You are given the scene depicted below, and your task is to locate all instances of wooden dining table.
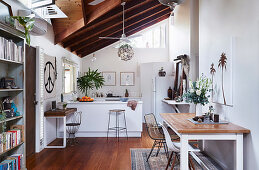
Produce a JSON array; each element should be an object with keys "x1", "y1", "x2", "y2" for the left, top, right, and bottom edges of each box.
[{"x1": 160, "y1": 113, "x2": 250, "y2": 170}]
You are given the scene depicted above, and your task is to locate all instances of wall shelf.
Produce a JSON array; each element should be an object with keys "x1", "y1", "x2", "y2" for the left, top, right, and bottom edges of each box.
[
  {"x1": 0, "y1": 116, "x2": 23, "y2": 124},
  {"x1": 0, "y1": 89, "x2": 23, "y2": 92},
  {"x1": 0, "y1": 58, "x2": 24, "y2": 65},
  {"x1": 0, "y1": 142, "x2": 24, "y2": 157}
]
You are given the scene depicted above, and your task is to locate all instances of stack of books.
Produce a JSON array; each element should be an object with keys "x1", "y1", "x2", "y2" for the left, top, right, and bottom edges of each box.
[
  {"x1": 0, "y1": 125, "x2": 24, "y2": 153},
  {"x1": 0, "y1": 37, "x2": 24, "y2": 63},
  {"x1": 0, "y1": 154, "x2": 23, "y2": 170}
]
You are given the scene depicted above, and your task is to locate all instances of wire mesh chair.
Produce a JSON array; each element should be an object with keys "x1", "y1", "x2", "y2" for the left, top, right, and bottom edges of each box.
[
  {"x1": 66, "y1": 111, "x2": 82, "y2": 145},
  {"x1": 144, "y1": 113, "x2": 179, "y2": 161}
]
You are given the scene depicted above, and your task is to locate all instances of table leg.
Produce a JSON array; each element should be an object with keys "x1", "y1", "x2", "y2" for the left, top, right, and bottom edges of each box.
[
  {"x1": 180, "y1": 134, "x2": 189, "y2": 170},
  {"x1": 63, "y1": 116, "x2": 66, "y2": 148},
  {"x1": 172, "y1": 104, "x2": 180, "y2": 113},
  {"x1": 236, "y1": 134, "x2": 243, "y2": 170}
]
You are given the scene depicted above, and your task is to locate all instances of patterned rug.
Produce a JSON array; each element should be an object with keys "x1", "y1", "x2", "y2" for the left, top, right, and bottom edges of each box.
[
  {"x1": 130, "y1": 149, "x2": 223, "y2": 170},
  {"x1": 130, "y1": 148, "x2": 201, "y2": 170}
]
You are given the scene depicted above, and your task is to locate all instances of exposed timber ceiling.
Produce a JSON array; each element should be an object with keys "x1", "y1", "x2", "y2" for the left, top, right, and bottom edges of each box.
[{"x1": 52, "y1": 0, "x2": 171, "y2": 57}]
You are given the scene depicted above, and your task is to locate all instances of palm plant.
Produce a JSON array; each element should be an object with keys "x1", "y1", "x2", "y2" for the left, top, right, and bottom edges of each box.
[
  {"x1": 218, "y1": 53, "x2": 227, "y2": 105},
  {"x1": 210, "y1": 63, "x2": 216, "y2": 99},
  {"x1": 77, "y1": 68, "x2": 104, "y2": 96},
  {"x1": 11, "y1": 16, "x2": 35, "y2": 45}
]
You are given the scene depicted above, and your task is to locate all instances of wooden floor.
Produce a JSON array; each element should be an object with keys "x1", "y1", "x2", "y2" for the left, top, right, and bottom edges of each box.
[{"x1": 26, "y1": 125, "x2": 153, "y2": 170}]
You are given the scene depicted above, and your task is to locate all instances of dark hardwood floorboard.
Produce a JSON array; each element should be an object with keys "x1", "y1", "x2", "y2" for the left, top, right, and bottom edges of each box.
[{"x1": 27, "y1": 124, "x2": 153, "y2": 170}]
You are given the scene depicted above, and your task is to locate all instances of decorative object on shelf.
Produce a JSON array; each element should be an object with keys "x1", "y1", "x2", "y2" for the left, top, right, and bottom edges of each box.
[
  {"x1": 0, "y1": 109, "x2": 7, "y2": 133},
  {"x1": 210, "y1": 63, "x2": 216, "y2": 99},
  {"x1": 11, "y1": 16, "x2": 35, "y2": 45},
  {"x1": 125, "y1": 89, "x2": 129, "y2": 97},
  {"x1": 77, "y1": 68, "x2": 104, "y2": 96},
  {"x1": 218, "y1": 52, "x2": 227, "y2": 105},
  {"x1": 158, "y1": 67, "x2": 166, "y2": 77},
  {"x1": 44, "y1": 54, "x2": 57, "y2": 99},
  {"x1": 0, "y1": 78, "x2": 18, "y2": 89},
  {"x1": 0, "y1": 0, "x2": 13, "y2": 25},
  {"x1": 120, "y1": 72, "x2": 135, "y2": 86},
  {"x1": 63, "y1": 103, "x2": 67, "y2": 110},
  {"x1": 118, "y1": 44, "x2": 134, "y2": 61},
  {"x1": 175, "y1": 96, "x2": 183, "y2": 102},
  {"x1": 183, "y1": 74, "x2": 212, "y2": 116},
  {"x1": 79, "y1": 96, "x2": 94, "y2": 102},
  {"x1": 102, "y1": 72, "x2": 116, "y2": 86},
  {"x1": 167, "y1": 86, "x2": 172, "y2": 99},
  {"x1": 214, "y1": 114, "x2": 219, "y2": 122}
]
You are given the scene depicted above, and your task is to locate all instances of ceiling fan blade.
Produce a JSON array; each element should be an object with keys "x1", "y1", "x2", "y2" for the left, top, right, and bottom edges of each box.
[
  {"x1": 88, "y1": 0, "x2": 105, "y2": 5},
  {"x1": 128, "y1": 34, "x2": 142, "y2": 39},
  {"x1": 99, "y1": 37, "x2": 121, "y2": 40}
]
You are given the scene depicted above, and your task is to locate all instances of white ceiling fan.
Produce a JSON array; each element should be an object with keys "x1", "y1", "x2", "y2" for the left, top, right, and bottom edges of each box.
[{"x1": 99, "y1": 2, "x2": 142, "y2": 43}]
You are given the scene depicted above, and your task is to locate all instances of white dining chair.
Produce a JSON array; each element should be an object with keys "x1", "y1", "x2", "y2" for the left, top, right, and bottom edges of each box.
[{"x1": 160, "y1": 123, "x2": 199, "y2": 170}]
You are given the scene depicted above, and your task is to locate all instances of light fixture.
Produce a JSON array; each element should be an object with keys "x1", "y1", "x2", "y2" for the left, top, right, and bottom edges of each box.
[
  {"x1": 91, "y1": 53, "x2": 97, "y2": 62},
  {"x1": 158, "y1": 0, "x2": 184, "y2": 10},
  {"x1": 118, "y1": 44, "x2": 134, "y2": 61}
]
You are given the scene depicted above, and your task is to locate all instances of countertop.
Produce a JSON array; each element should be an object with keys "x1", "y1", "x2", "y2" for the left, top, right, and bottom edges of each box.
[{"x1": 67, "y1": 101, "x2": 143, "y2": 104}]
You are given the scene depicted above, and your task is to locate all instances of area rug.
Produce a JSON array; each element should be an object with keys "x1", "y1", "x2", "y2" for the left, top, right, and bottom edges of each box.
[{"x1": 130, "y1": 148, "x2": 202, "y2": 170}]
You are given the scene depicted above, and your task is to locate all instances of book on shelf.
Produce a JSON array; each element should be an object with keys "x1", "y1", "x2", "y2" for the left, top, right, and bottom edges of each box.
[
  {"x1": 0, "y1": 37, "x2": 24, "y2": 63},
  {"x1": 0, "y1": 154, "x2": 23, "y2": 170}
]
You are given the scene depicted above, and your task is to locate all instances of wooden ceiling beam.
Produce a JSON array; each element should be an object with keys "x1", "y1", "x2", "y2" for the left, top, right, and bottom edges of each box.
[
  {"x1": 69, "y1": 3, "x2": 165, "y2": 51},
  {"x1": 75, "y1": 7, "x2": 171, "y2": 53},
  {"x1": 78, "y1": 13, "x2": 170, "y2": 57},
  {"x1": 63, "y1": 0, "x2": 154, "y2": 48}
]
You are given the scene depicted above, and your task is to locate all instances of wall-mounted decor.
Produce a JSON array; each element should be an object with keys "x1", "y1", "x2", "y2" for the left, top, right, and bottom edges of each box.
[
  {"x1": 102, "y1": 72, "x2": 116, "y2": 86},
  {"x1": 0, "y1": 0, "x2": 13, "y2": 24},
  {"x1": 44, "y1": 54, "x2": 57, "y2": 99},
  {"x1": 120, "y1": 72, "x2": 135, "y2": 86},
  {"x1": 212, "y1": 51, "x2": 233, "y2": 106}
]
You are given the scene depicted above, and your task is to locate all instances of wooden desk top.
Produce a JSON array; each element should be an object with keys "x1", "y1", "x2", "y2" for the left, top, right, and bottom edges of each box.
[
  {"x1": 44, "y1": 108, "x2": 77, "y2": 117},
  {"x1": 160, "y1": 113, "x2": 250, "y2": 134}
]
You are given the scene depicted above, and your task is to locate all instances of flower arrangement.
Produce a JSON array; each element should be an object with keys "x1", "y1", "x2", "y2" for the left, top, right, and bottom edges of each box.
[{"x1": 183, "y1": 74, "x2": 212, "y2": 106}]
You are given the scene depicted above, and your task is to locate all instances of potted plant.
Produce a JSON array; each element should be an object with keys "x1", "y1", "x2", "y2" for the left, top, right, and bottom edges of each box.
[
  {"x1": 11, "y1": 16, "x2": 35, "y2": 45},
  {"x1": 183, "y1": 74, "x2": 212, "y2": 116},
  {"x1": 77, "y1": 68, "x2": 104, "y2": 96}
]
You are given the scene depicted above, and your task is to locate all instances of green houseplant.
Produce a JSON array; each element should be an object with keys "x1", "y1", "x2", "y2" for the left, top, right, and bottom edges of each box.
[
  {"x1": 77, "y1": 68, "x2": 104, "y2": 96},
  {"x1": 11, "y1": 16, "x2": 35, "y2": 45}
]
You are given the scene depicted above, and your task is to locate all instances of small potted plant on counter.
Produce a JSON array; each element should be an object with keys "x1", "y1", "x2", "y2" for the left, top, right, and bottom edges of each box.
[{"x1": 77, "y1": 68, "x2": 104, "y2": 96}]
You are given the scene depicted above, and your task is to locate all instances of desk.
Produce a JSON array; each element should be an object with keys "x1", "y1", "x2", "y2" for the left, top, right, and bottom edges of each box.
[
  {"x1": 160, "y1": 113, "x2": 250, "y2": 170},
  {"x1": 44, "y1": 108, "x2": 77, "y2": 148},
  {"x1": 162, "y1": 100, "x2": 189, "y2": 113}
]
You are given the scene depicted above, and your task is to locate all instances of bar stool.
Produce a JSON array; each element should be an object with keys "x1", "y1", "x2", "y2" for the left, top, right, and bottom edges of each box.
[
  {"x1": 107, "y1": 109, "x2": 128, "y2": 140},
  {"x1": 66, "y1": 111, "x2": 82, "y2": 145}
]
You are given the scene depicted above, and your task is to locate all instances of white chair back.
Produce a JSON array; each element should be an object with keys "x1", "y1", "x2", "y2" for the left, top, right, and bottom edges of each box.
[{"x1": 160, "y1": 123, "x2": 180, "y2": 153}]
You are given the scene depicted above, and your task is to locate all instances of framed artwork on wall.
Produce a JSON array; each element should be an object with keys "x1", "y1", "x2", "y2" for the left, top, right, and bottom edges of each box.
[
  {"x1": 102, "y1": 72, "x2": 116, "y2": 86},
  {"x1": 120, "y1": 72, "x2": 135, "y2": 86}
]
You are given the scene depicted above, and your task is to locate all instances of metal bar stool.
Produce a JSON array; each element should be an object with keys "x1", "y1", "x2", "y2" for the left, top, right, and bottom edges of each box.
[
  {"x1": 66, "y1": 111, "x2": 82, "y2": 145},
  {"x1": 107, "y1": 109, "x2": 128, "y2": 140}
]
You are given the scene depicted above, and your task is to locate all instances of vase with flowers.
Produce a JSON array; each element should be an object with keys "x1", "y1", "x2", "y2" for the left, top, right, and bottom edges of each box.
[{"x1": 183, "y1": 74, "x2": 212, "y2": 116}]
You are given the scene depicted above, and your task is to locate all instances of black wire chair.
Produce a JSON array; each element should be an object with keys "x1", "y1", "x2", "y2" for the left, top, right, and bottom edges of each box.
[
  {"x1": 144, "y1": 113, "x2": 179, "y2": 162},
  {"x1": 66, "y1": 111, "x2": 82, "y2": 145}
]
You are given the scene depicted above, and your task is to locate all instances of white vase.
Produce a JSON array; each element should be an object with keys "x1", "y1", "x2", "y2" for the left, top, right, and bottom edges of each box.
[{"x1": 195, "y1": 104, "x2": 203, "y2": 116}]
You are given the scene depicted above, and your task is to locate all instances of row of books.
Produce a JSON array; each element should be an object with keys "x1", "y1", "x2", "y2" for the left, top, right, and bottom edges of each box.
[
  {"x1": 0, "y1": 125, "x2": 24, "y2": 153},
  {"x1": 0, "y1": 37, "x2": 24, "y2": 63},
  {"x1": 0, "y1": 154, "x2": 23, "y2": 170}
]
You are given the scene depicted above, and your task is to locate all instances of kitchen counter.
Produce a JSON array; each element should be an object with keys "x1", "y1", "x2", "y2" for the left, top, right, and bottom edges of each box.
[{"x1": 58, "y1": 100, "x2": 143, "y2": 137}]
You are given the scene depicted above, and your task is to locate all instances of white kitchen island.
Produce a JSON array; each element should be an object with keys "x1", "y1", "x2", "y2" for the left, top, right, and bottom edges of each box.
[{"x1": 57, "y1": 101, "x2": 143, "y2": 137}]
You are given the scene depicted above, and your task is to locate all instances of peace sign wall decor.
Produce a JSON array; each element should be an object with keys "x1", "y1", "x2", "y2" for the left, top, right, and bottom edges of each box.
[{"x1": 44, "y1": 54, "x2": 57, "y2": 99}]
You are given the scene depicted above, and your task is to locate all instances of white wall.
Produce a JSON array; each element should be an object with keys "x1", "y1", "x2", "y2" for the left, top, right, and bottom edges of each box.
[
  {"x1": 81, "y1": 20, "x2": 170, "y2": 97},
  {"x1": 199, "y1": 0, "x2": 259, "y2": 169},
  {"x1": 4, "y1": 0, "x2": 82, "y2": 151}
]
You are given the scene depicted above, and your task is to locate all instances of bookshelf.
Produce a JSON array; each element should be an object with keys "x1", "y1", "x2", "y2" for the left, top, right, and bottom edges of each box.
[{"x1": 0, "y1": 22, "x2": 26, "y2": 169}]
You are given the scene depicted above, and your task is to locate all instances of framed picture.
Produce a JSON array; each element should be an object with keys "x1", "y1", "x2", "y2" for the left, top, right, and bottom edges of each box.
[
  {"x1": 102, "y1": 72, "x2": 116, "y2": 86},
  {"x1": 0, "y1": 0, "x2": 13, "y2": 24},
  {"x1": 120, "y1": 72, "x2": 135, "y2": 86}
]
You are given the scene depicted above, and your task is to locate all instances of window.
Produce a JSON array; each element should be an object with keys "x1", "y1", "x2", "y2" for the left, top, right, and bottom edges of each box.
[
  {"x1": 131, "y1": 23, "x2": 166, "y2": 48},
  {"x1": 63, "y1": 59, "x2": 76, "y2": 94}
]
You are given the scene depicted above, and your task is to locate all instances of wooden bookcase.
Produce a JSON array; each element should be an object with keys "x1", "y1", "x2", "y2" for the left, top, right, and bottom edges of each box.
[{"x1": 0, "y1": 22, "x2": 26, "y2": 169}]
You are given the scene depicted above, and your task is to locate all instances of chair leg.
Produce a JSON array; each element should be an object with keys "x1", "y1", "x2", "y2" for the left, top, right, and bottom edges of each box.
[
  {"x1": 163, "y1": 142, "x2": 169, "y2": 159},
  {"x1": 107, "y1": 111, "x2": 111, "y2": 140},
  {"x1": 156, "y1": 141, "x2": 162, "y2": 156},
  {"x1": 147, "y1": 140, "x2": 157, "y2": 162},
  {"x1": 165, "y1": 151, "x2": 174, "y2": 170},
  {"x1": 170, "y1": 154, "x2": 177, "y2": 170}
]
